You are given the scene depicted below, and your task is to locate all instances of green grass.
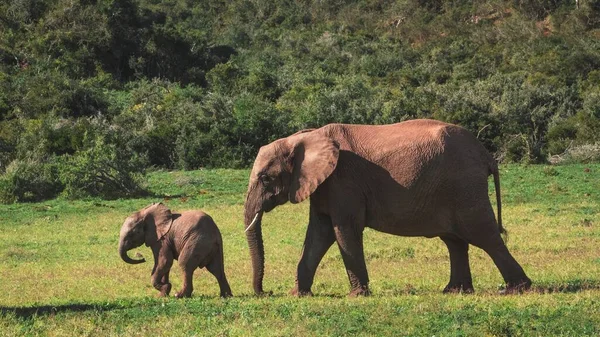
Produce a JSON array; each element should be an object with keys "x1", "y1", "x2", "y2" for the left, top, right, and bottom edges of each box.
[{"x1": 1, "y1": 164, "x2": 599, "y2": 336}]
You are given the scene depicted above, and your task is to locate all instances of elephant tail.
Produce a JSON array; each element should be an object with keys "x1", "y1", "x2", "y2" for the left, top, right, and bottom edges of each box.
[{"x1": 489, "y1": 161, "x2": 506, "y2": 240}]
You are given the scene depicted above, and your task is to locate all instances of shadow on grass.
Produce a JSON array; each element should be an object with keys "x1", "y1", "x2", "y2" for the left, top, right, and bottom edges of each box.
[
  {"x1": 0, "y1": 303, "x2": 125, "y2": 319},
  {"x1": 529, "y1": 279, "x2": 600, "y2": 294},
  {"x1": 4, "y1": 279, "x2": 599, "y2": 319},
  {"x1": 0, "y1": 294, "x2": 276, "y2": 319}
]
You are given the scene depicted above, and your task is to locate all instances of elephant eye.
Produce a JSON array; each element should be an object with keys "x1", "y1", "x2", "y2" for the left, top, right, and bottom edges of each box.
[{"x1": 258, "y1": 174, "x2": 272, "y2": 184}]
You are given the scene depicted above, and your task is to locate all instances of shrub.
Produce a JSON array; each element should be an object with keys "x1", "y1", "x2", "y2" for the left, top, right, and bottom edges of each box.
[
  {"x1": 2, "y1": 0, "x2": 600, "y2": 177},
  {"x1": 0, "y1": 158, "x2": 61, "y2": 203},
  {"x1": 58, "y1": 136, "x2": 147, "y2": 199},
  {"x1": 0, "y1": 118, "x2": 149, "y2": 202},
  {"x1": 577, "y1": 91, "x2": 600, "y2": 143},
  {"x1": 546, "y1": 110, "x2": 600, "y2": 157},
  {"x1": 514, "y1": 0, "x2": 566, "y2": 20},
  {"x1": 547, "y1": 117, "x2": 578, "y2": 155},
  {"x1": 196, "y1": 92, "x2": 292, "y2": 168},
  {"x1": 112, "y1": 79, "x2": 205, "y2": 168},
  {"x1": 548, "y1": 142, "x2": 600, "y2": 164}
]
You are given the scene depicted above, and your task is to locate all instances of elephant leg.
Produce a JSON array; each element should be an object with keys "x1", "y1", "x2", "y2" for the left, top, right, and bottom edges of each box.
[
  {"x1": 464, "y1": 211, "x2": 531, "y2": 294},
  {"x1": 151, "y1": 249, "x2": 173, "y2": 297},
  {"x1": 473, "y1": 234, "x2": 531, "y2": 294},
  {"x1": 332, "y1": 217, "x2": 370, "y2": 297},
  {"x1": 440, "y1": 236, "x2": 473, "y2": 294},
  {"x1": 206, "y1": 248, "x2": 233, "y2": 298},
  {"x1": 175, "y1": 244, "x2": 207, "y2": 299},
  {"x1": 175, "y1": 254, "x2": 198, "y2": 298},
  {"x1": 292, "y1": 210, "x2": 336, "y2": 297}
]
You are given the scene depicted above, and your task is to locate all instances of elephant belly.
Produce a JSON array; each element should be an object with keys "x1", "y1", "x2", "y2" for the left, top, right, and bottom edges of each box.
[
  {"x1": 365, "y1": 193, "x2": 455, "y2": 238},
  {"x1": 364, "y1": 158, "x2": 457, "y2": 237},
  {"x1": 367, "y1": 213, "x2": 454, "y2": 238}
]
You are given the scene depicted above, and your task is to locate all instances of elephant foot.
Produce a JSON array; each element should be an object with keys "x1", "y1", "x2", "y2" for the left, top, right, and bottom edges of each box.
[
  {"x1": 443, "y1": 283, "x2": 474, "y2": 294},
  {"x1": 175, "y1": 289, "x2": 192, "y2": 298},
  {"x1": 158, "y1": 283, "x2": 172, "y2": 297},
  {"x1": 290, "y1": 287, "x2": 313, "y2": 297},
  {"x1": 499, "y1": 278, "x2": 532, "y2": 295},
  {"x1": 254, "y1": 290, "x2": 273, "y2": 297},
  {"x1": 220, "y1": 291, "x2": 233, "y2": 298},
  {"x1": 348, "y1": 285, "x2": 371, "y2": 297}
]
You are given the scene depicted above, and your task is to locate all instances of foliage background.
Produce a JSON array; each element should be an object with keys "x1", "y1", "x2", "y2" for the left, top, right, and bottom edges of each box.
[{"x1": 0, "y1": 0, "x2": 599, "y2": 200}]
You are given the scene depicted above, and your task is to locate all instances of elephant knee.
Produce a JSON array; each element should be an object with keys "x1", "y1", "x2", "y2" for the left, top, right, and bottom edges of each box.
[
  {"x1": 152, "y1": 277, "x2": 171, "y2": 293},
  {"x1": 154, "y1": 283, "x2": 171, "y2": 296}
]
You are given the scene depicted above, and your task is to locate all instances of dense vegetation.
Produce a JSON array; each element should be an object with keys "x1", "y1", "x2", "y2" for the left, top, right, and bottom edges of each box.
[
  {"x1": 1, "y1": 0, "x2": 599, "y2": 201},
  {"x1": 1, "y1": 165, "x2": 599, "y2": 336}
]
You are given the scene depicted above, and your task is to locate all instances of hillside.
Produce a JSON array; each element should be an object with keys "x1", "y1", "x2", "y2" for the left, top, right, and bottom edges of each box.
[{"x1": 0, "y1": 0, "x2": 599, "y2": 201}]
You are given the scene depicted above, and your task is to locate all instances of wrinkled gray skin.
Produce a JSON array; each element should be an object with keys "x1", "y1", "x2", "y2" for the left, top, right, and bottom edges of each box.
[
  {"x1": 244, "y1": 119, "x2": 531, "y2": 297},
  {"x1": 119, "y1": 203, "x2": 232, "y2": 298}
]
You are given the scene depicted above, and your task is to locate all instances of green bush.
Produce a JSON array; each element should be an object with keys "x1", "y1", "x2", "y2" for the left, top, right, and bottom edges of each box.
[
  {"x1": 549, "y1": 142, "x2": 600, "y2": 164},
  {"x1": 111, "y1": 79, "x2": 205, "y2": 168},
  {"x1": 0, "y1": 158, "x2": 61, "y2": 203},
  {"x1": 547, "y1": 118, "x2": 578, "y2": 155},
  {"x1": 58, "y1": 135, "x2": 147, "y2": 199},
  {"x1": 546, "y1": 93, "x2": 600, "y2": 159},
  {"x1": 514, "y1": 0, "x2": 567, "y2": 20},
  {"x1": 0, "y1": 120, "x2": 149, "y2": 203},
  {"x1": 196, "y1": 92, "x2": 292, "y2": 168},
  {"x1": 1, "y1": 0, "x2": 600, "y2": 180}
]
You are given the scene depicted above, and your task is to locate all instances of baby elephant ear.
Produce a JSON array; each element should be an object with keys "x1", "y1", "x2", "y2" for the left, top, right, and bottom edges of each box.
[{"x1": 143, "y1": 203, "x2": 173, "y2": 246}]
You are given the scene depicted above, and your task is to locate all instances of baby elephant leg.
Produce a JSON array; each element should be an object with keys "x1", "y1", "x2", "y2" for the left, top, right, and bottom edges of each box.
[
  {"x1": 175, "y1": 258, "x2": 197, "y2": 299},
  {"x1": 151, "y1": 250, "x2": 173, "y2": 297},
  {"x1": 206, "y1": 250, "x2": 232, "y2": 298}
]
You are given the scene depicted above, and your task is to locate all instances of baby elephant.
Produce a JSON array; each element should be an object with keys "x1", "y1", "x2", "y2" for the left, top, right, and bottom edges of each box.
[{"x1": 118, "y1": 203, "x2": 232, "y2": 298}]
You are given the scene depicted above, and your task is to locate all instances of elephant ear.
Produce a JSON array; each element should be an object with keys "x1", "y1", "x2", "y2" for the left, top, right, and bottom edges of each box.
[
  {"x1": 288, "y1": 132, "x2": 339, "y2": 204},
  {"x1": 143, "y1": 203, "x2": 173, "y2": 246}
]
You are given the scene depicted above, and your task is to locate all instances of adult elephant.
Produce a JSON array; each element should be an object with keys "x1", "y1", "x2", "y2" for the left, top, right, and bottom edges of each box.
[{"x1": 244, "y1": 119, "x2": 531, "y2": 297}]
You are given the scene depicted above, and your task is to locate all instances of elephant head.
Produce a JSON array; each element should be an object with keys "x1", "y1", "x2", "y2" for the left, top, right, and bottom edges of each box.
[
  {"x1": 119, "y1": 203, "x2": 173, "y2": 264},
  {"x1": 244, "y1": 130, "x2": 339, "y2": 295}
]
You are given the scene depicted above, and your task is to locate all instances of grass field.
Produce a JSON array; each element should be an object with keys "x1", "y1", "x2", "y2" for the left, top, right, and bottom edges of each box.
[{"x1": 1, "y1": 164, "x2": 599, "y2": 336}]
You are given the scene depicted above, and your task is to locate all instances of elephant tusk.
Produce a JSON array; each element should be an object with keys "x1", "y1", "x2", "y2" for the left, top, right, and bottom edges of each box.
[{"x1": 245, "y1": 213, "x2": 260, "y2": 232}]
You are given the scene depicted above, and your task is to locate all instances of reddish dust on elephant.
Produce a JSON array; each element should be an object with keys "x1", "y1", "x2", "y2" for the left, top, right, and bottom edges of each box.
[
  {"x1": 119, "y1": 203, "x2": 232, "y2": 298},
  {"x1": 244, "y1": 119, "x2": 531, "y2": 296}
]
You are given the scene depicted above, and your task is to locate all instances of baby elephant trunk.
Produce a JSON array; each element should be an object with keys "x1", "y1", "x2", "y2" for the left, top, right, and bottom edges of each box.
[{"x1": 119, "y1": 241, "x2": 145, "y2": 264}]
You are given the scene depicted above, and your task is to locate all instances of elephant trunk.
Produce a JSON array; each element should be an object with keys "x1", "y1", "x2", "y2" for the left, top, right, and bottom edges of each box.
[
  {"x1": 245, "y1": 204, "x2": 265, "y2": 295},
  {"x1": 119, "y1": 241, "x2": 145, "y2": 264}
]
